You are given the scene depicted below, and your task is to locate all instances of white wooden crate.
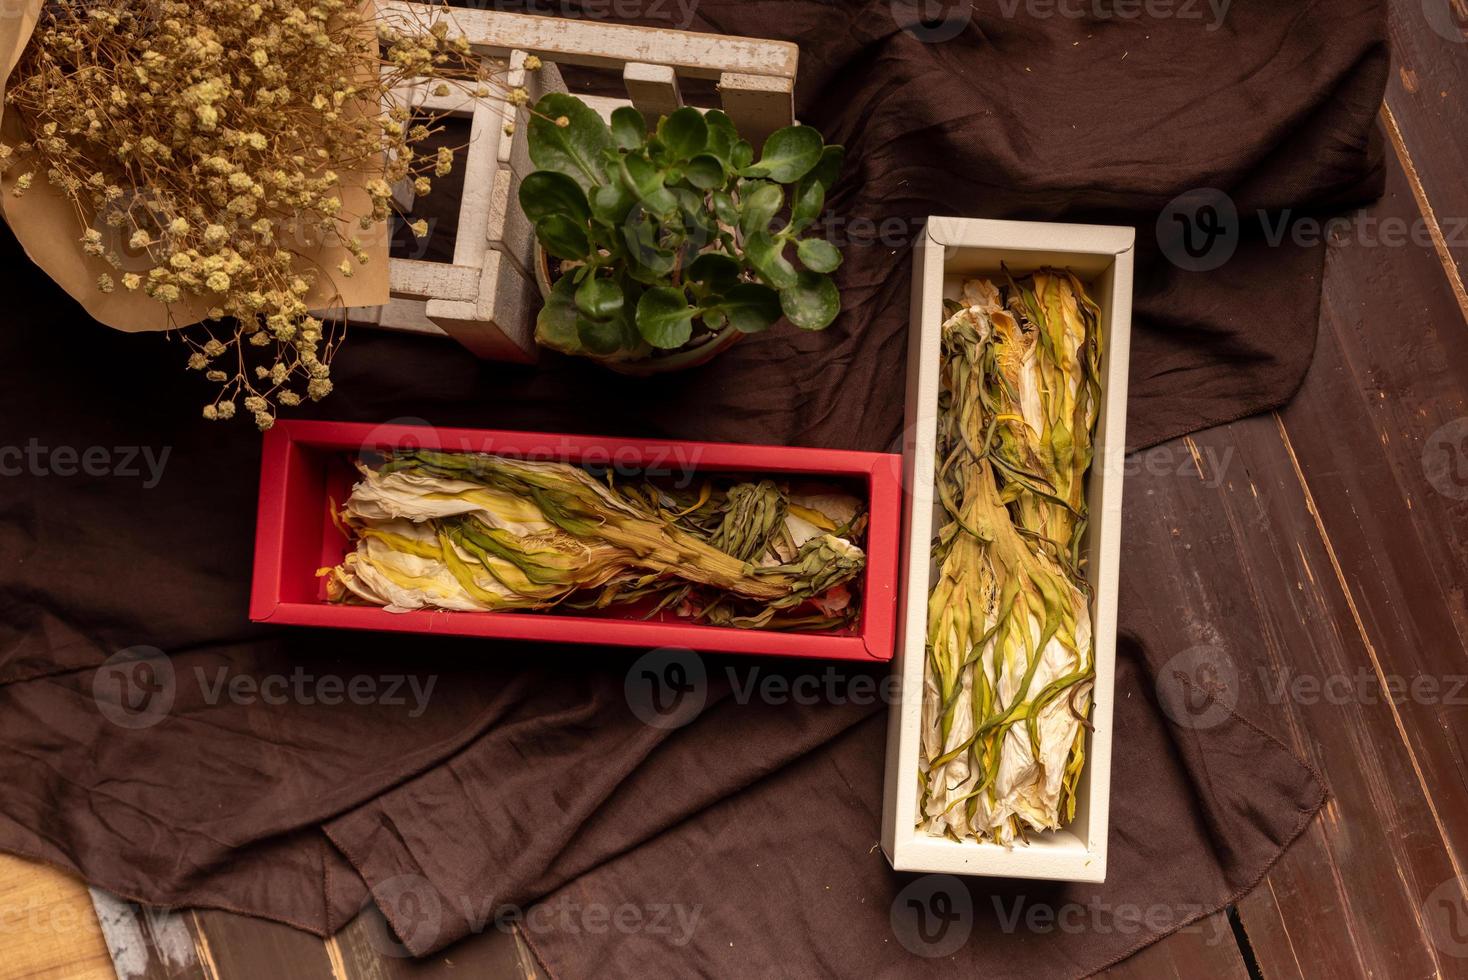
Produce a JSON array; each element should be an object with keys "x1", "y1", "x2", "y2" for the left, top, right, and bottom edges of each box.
[
  {"x1": 354, "y1": 2, "x2": 800, "y2": 362},
  {"x1": 881, "y1": 217, "x2": 1134, "y2": 883}
]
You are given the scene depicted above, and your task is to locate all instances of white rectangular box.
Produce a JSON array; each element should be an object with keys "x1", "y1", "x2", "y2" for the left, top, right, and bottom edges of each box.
[{"x1": 881, "y1": 216, "x2": 1134, "y2": 883}]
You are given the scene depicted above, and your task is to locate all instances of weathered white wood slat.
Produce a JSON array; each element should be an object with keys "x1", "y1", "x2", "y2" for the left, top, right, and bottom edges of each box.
[
  {"x1": 452, "y1": 94, "x2": 500, "y2": 270},
  {"x1": 373, "y1": 296, "x2": 451, "y2": 337},
  {"x1": 577, "y1": 93, "x2": 633, "y2": 125},
  {"x1": 488, "y1": 163, "x2": 535, "y2": 282},
  {"x1": 382, "y1": 1, "x2": 798, "y2": 81},
  {"x1": 623, "y1": 62, "x2": 684, "y2": 126},
  {"x1": 425, "y1": 250, "x2": 537, "y2": 362},
  {"x1": 719, "y1": 71, "x2": 795, "y2": 148},
  {"x1": 389, "y1": 259, "x2": 479, "y2": 302}
]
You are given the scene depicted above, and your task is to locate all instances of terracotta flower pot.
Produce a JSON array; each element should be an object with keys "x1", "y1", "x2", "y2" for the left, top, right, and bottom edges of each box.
[{"x1": 533, "y1": 246, "x2": 743, "y2": 376}]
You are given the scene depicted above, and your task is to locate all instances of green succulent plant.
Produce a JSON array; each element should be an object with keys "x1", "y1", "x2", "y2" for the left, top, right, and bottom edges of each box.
[{"x1": 517, "y1": 93, "x2": 845, "y2": 361}]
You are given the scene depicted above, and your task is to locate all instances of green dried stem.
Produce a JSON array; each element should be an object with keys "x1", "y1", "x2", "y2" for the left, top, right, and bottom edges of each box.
[
  {"x1": 920, "y1": 270, "x2": 1100, "y2": 845},
  {"x1": 327, "y1": 449, "x2": 867, "y2": 631}
]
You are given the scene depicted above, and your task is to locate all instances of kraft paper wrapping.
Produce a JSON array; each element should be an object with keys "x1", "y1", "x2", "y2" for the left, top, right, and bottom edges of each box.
[{"x1": 0, "y1": 0, "x2": 389, "y2": 333}]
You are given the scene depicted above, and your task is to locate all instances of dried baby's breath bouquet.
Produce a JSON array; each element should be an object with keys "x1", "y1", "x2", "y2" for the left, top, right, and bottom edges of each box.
[{"x1": 0, "y1": 0, "x2": 526, "y2": 427}]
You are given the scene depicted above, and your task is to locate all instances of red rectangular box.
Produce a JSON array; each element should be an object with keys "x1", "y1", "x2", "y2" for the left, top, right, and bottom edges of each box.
[{"x1": 250, "y1": 419, "x2": 900, "y2": 661}]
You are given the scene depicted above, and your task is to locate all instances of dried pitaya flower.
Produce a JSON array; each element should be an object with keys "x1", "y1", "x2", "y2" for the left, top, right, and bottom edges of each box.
[
  {"x1": 920, "y1": 270, "x2": 1101, "y2": 845},
  {"x1": 326, "y1": 450, "x2": 866, "y2": 631}
]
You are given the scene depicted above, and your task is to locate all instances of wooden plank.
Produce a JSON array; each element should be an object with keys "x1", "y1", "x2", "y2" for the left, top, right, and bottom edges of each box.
[
  {"x1": 0, "y1": 856, "x2": 113, "y2": 980},
  {"x1": 718, "y1": 71, "x2": 794, "y2": 149},
  {"x1": 1225, "y1": 115, "x2": 1468, "y2": 976},
  {"x1": 1113, "y1": 402, "x2": 1462, "y2": 978},
  {"x1": 382, "y1": 2, "x2": 798, "y2": 81},
  {"x1": 389, "y1": 261, "x2": 479, "y2": 303},
  {"x1": 326, "y1": 906, "x2": 527, "y2": 979},
  {"x1": 1099, "y1": 911, "x2": 1250, "y2": 980},
  {"x1": 183, "y1": 909, "x2": 333, "y2": 980},
  {"x1": 449, "y1": 96, "x2": 499, "y2": 270},
  {"x1": 424, "y1": 249, "x2": 538, "y2": 362},
  {"x1": 89, "y1": 891, "x2": 209, "y2": 980},
  {"x1": 622, "y1": 62, "x2": 683, "y2": 126},
  {"x1": 1384, "y1": 0, "x2": 1468, "y2": 292}
]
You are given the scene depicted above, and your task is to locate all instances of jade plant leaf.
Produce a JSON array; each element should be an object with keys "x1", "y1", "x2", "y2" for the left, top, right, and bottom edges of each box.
[
  {"x1": 789, "y1": 176, "x2": 825, "y2": 232},
  {"x1": 536, "y1": 214, "x2": 591, "y2": 260},
  {"x1": 590, "y1": 180, "x2": 636, "y2": 223},
  {"x1": 622, "y1": 215, "x2": 677, "y2": 281},
  {"x1": 742, "y1": 125, "x2": 823, "y2": 184},
  {"x1": 685, "y1": 154, "x2": 726, "y2": 191},
  {"x1": 796, "y1": 237, "x2": 843, "y2": 274},
  {"x1": 686, "y1": 252, "x2": 741, "y2": 289},
  {"x1": 657, "y1": 107, "x2": 709, "y2": 161},
  {"x1": 610, "y1": 106, "x2": 646, "y2": 150},
  {"x1": 535, "y1": 274, "x2": 582, "y2": 354},
  {"x1": 518, "y1": 171, "x2": 591, "y2": 222},
  {"x1": 529, "y1": 93, "x2": 613, "y2": 191},
  {"x1": 738, "y1": 181, "x2": 784, "y2": 238},
  {"x1": 620, "y1": 153, "x2": 678, "y2": 214},
  {"x1": 719, "y1": 283, "x2": 783, "y2": 333},
  {"x1": 807, "y1": 145, "x2": 845, "y2": 190},
  {"x1": 575, "y1": 276, "x2": 624, "y2": 320},
  {"x1": 636, "y1": 285, "x2": 699, "y2": 349},
  {"x1": 703, "y1": 110, "x2": 739, "y2": 165},
  {"x1": 712, "y1": 190, "x2": 738, "y2": 227},
  {"x1": 731, "y1": 140, "x2": 754, "y2": 170},
  {"x1": 780, "y1": 271, "x2": 840, "y2": 330},
  {"x1": 745, "y1": 230, "x2": 798, "y2": 290},
  {"x1": 577, "y1": 311, "x2": 631, "y2": 355}
]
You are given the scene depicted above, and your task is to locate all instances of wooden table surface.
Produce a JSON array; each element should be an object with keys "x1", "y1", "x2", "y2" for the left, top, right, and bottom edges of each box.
[{"x1": 3, "y1": 2, "x2": 1466, "y2": 978}]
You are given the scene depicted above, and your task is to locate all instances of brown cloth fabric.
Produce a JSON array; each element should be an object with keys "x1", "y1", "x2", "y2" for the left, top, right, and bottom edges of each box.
[{"x1": 0, "y1": 0, "x2": 1384, "y2": 975}]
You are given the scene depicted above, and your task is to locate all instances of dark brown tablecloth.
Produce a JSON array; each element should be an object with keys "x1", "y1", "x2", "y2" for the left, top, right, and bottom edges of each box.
[{"x1": 0, "y1": 0, "x2": 1385, "y2": 975}]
